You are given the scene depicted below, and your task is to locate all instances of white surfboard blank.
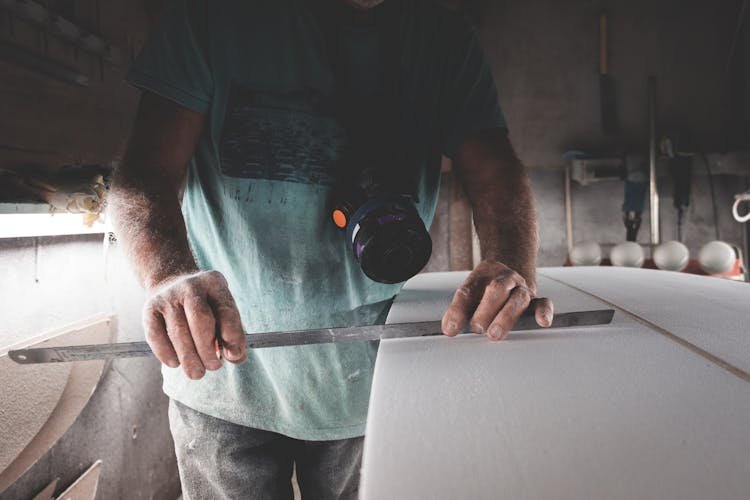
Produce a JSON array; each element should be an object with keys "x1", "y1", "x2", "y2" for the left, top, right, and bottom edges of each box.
[
  {"x1": 361, "y1": 269, "x2": 750, "y2": 500},
  {"x1": 540, "y1": 267, "x2": 750, "y2": 375}
]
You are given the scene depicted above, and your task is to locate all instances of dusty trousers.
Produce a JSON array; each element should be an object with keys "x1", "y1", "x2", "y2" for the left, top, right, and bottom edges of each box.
[{"x1": 168, "y1": 399, "x2": 363, "y2": 500}]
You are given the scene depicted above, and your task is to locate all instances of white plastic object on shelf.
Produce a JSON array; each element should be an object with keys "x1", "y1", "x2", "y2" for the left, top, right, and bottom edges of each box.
[
  {"x1": 653, "y1": 241, "x2": 690, "y2": 272},
  {"x1": 610, "y1": 241, "x2": 644, "y2": 268},
  {"x1": 699, "y1": 240, "x2": 736, "y2": 274},
  {"x1": 569, "y1": 241, "x2": 603, "y2": 266}
]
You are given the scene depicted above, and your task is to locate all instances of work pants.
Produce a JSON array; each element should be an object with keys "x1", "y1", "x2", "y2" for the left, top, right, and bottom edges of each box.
[{"x1": 168, "y1": 399, "x2": 363, "y2": 500}]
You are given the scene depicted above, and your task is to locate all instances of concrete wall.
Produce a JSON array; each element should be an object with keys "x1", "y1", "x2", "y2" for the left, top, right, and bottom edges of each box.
[
  {"x1": 0, "y1": 235, "x2": 180, "y2": 499},
  {"x1": 423, "y1": 0, "x2": 750, "y2": 271},
  {"x1": 3, "y1": 0, "x2": 744, "y2": 174},
  {"x1": 477, "y1": 0, "x2": 748, "y2": 168}
]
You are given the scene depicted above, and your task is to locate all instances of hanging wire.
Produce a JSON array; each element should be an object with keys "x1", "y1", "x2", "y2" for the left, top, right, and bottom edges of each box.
[{"x1": 701, "y1": 154, "x2": 721, "y2": 240}]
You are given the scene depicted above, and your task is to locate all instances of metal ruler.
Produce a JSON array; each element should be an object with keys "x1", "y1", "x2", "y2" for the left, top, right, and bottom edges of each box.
[{"x1": 9, "y1": 309, "x2": 614, "y2": 364}]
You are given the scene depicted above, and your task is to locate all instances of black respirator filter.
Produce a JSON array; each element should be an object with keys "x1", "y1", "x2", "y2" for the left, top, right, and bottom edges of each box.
[{"x1": 331, "y1": 190, "x2": 432, "y2": 284}]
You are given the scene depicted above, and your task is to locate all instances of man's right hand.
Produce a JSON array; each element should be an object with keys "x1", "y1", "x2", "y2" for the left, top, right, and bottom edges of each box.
[{"x1": 143, "y1": 270, "x2": 247, "y2": 379}]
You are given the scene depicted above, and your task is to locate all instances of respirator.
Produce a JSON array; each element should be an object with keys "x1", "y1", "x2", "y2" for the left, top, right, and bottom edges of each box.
[{"x1": 330, "y1": 168, "x2": 431, "y2": 284}]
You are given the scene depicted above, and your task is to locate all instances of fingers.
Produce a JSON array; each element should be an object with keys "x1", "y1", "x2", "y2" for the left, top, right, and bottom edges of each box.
[
  {"x1": 442, "y1": 261, "x2": 529, "y2": 336},
  {"x1": 209, "y1": 289, "x2": 247, "y2": 364},
  {"x1": 202, "y1": 271, "x2": 246, "y2": 363},
  {"x1": 142, "y1": 270, "x2": 246, "y2": 378},
  {"x1": 531, "y1": 297, "x2": 554, "y2": 327},
  {"x1": 440, "y1": 260, "x2": 558, "y2": 342},
  {"x1": 143, "y1": 305, "x2": 178, "y2": 368},
  {"x1": 486, "y1": 286, "x2": 532, "y2": 340},
  {"x1": 163, "y1": 303, "x2": 205, "y2": 379},
  {"x1": 184, "y1": 294, "x2": 221, "y2": 371},
  {"x1": 468, "y1": 274, "x2": 526, "y2": 335},
  {"x1": 441, "y1": 275, "x2": 487, "y2": 336}
]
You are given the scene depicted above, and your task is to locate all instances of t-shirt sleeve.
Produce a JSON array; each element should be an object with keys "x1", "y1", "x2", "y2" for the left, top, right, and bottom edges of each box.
[
  {"x1": 440, "y1": 25, "x2": 507, "y2": 160},
  {"x1": 126, "y1": 0, "x2": 213, "y2": 113}
]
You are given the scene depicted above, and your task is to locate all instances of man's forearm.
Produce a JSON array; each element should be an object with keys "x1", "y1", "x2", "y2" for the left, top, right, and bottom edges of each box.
[
  {"x1": 441, "y1": 129, "x2": 550, "y2": 340},
  {"x1": 472, "y1": 167, "x2": 537, "y2": 284},
  {"x1": 110, "y1": 93, "x2": 248, "y2": 373},
  {"x1": 110, "y1": 92, "x2": 206, "y2": 291},
  {"x1": 457, "y1": 130, "x2": 538, "y2": 286},
  {"x1": 110, "y1": 169, "x2": 198, "y2": 291}
]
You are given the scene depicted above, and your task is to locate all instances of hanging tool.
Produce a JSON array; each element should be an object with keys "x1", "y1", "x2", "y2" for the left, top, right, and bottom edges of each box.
[
  {"x1": 647, "y1": 76, "x2": 660, "y2": 245},
  {"x1": 623, "y1": 154, "x2": 647, "y2": 242},
  {"x1": 661, "y1": 135, "x2": 693, "y2": 242},
  {"x1": 9, "y1": 310, "x2": 615, "y2": 364}
]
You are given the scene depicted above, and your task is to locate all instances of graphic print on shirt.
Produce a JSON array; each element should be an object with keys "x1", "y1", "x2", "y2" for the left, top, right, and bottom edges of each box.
[{"x1": 219, "y1": 84, "x2": 346, "y2": 187}]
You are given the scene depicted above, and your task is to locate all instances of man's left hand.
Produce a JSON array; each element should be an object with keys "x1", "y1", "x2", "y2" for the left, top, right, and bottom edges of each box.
[{"x1": 441, "y1": 260, "x2": 554, "y2": 341}]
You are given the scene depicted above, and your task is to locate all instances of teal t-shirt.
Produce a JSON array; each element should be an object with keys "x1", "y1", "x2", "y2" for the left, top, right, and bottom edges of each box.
[{"x1": 127, "y1": 0, "x2": 505, "y2": 440}]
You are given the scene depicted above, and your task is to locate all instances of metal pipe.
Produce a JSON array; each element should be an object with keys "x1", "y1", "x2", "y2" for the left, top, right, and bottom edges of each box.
[
  {"x1": 648, "y1": 76, "x2": 660, "y2": 245},
  {"x1": 565, "y1": 165, "x2": 573, "y2": 254},
  {"x1": 742, "y1": 220, "x2": 749, "y2": 282}
]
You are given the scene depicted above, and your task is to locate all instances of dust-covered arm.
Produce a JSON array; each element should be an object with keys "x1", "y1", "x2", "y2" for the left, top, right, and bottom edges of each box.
[
  {"x1": 110, "y1": 91, "x2": 247, "y2": 378},
  {"x1": 111, "y1": 91, "x2": 202, "y2": 288},
  {"x1": 441, "y1": 128, "x2": 554, "y2": 340}
]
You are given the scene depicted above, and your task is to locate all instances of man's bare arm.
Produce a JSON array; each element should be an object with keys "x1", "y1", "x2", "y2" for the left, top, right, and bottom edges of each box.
[
  {"x1": 112, "y1": 91, "x2": 202, "y2": 288},
  {"x1": 441, "y1": 128, "x2": 554, "y2": 340},
  {"x1": 458, "y1": 128, "x2": 537, "y2": 280},
  {"x1": 110, "y1": 91, "x2": 247, "y2": 378}
]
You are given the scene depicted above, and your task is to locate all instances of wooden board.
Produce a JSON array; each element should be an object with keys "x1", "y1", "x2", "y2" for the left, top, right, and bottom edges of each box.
[
  {"x1": 31, "y1": 477, "x2": 58, "y2": 500},
  {"x1": 361, "y1": 269, "x2": 750, "y2": 500},
  {"x1": 55, "y1": 460, "x2": 102, "y2": 500}
]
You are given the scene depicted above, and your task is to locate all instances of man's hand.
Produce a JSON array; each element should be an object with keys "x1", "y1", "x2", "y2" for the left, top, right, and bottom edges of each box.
[
  {"x1": 110, "y1": 92, "x2": 247, "y2": 378},
  {"x1": 441, "y1": 261, "x2": 553, "y2": 341},
  {"x1": 444, "y1": 128, "x2": 554, "y2": 341},
  {"x1": 143, "y1": 270, "x2": 247, "y2": 379}
]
